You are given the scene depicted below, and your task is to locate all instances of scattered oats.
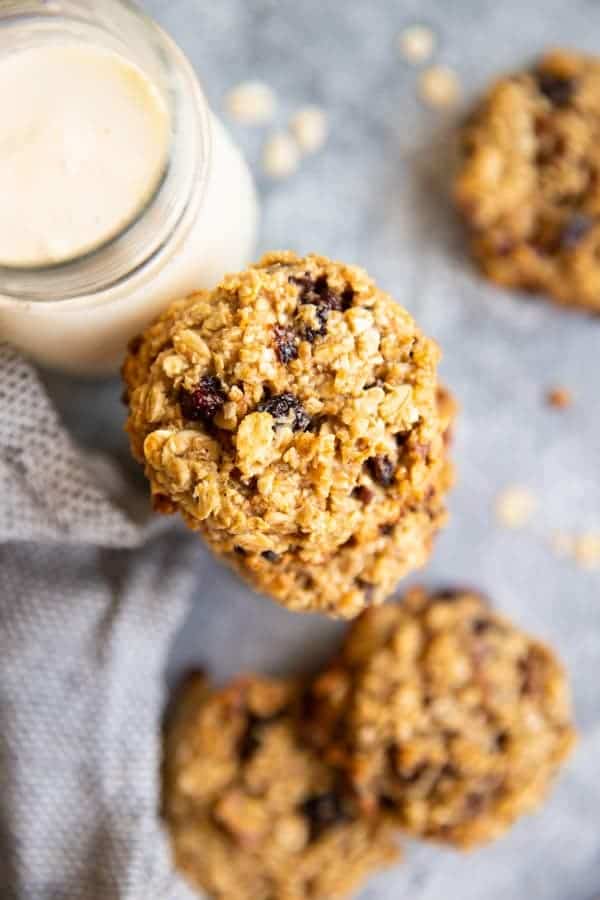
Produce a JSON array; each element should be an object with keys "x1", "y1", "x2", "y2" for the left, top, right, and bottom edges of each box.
[
  {"x1": 546, "y1": 387, "x2": 573, "y2": 409},
  {"x1": 262, "y1": 132, "x2": 300, "y2": 179},
  {"x1": 495, "y1": 486, "x2": 537, "y2": 529},
  {"x1": 549, "y1": 531, "x2": 576, "y2": 559},
  {"x1": 574, "y1": 533, "x2": 600, "y2": 570},
  {"x1": 290, "y1": 106, "x2": 329, "y2": 155},
  {"x1": 398, "y1": 24, "x2": 436, "y2": 64},
  {"x1": 419, "y1": 65, "x2": 461, "y2": 109},
  {"x1": 225, "y1": 80, "x2": 277, "y2": 125}
]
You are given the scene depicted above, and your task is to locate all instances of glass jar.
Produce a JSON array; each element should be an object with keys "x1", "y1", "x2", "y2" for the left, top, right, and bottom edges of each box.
[{"x1": 0, "y1": 0, "x2": 259, "y2": 375}]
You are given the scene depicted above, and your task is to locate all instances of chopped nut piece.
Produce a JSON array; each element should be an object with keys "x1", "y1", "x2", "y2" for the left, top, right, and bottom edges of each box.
[{"x1": 546, "y1": 387, "x2": 573, "y2": 409}]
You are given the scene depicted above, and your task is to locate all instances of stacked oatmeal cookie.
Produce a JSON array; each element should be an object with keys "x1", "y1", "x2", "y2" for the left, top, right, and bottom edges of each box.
[
  {"x1": 124, "y1": 252, "x2": 455, "y2": 617},
  {"x1": 163, "y1": 588, "x2": 576, "y2": 899}
]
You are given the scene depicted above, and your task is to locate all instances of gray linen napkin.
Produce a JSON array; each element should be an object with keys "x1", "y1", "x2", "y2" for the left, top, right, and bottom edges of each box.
[{"x1": 0, "y1": 344, "x2": 198, "y2": 900}]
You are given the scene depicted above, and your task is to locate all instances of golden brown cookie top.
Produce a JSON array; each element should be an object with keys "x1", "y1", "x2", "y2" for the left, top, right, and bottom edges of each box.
[
  {"x1": 163, "y1": 672, "x2": 399, "y2": 900},
  {"x1": 307, "y1": 587, "x2": 576, "y2": 849},
  {"x1": 124, "y1": 252, "x2": 445, "y2": 569},
  {"x1": 455, "y1": 50, "x2": 600, "y2": 311}
]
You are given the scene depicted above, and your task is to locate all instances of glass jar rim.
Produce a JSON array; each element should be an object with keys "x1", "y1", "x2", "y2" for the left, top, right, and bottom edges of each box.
[{"x1": 0, "y1": 0, "x2": 212, "y2": 303}]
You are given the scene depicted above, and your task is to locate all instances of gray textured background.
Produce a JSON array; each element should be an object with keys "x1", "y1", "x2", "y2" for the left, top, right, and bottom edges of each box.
[{"x1": 44, "y1": 1, "x2": 600, "y2": 898}]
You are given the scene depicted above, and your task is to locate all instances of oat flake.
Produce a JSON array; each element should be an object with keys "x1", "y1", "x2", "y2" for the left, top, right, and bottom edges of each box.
[
  {"x1": 398, "y1": 25, "x2": 436, "y2": 64},
  {"x1": 574, "y1": 533, "x2": 600, "y2": 570},
  {"x1": 419, "y1": 65, "x2": 461, "y2": 109},
  {"x1": 495, "y1": 486, "x2": 537, "y2": 529},
  {"x1": 262, "y1": 132, "x2": 300, "y2": 178},
  {"x1": 290, "y1": 106, "x2": 329, "y2": 155},
  {"x1": 225, "y1": 80, "x2": 277, "y2": 125}
]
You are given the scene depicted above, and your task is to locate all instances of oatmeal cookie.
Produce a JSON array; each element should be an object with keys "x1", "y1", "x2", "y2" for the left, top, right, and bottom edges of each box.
[
  {"x1": 307, "y1": 587, "x2": 576, "y2": 849},
  {"x1": 455, "y1": 50, "x2": 600, "y2": 311},
  {"x1": 163, "y1": 673, "x2": 399, "y2": 900},
  {"x1": 124, "y1": 252, "x2": 454, "y2": 617}
]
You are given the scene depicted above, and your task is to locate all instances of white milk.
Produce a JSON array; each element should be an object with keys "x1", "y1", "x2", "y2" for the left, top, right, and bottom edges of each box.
[
  {"x1": 0, "y1": 31, "x2": 258, "y2": 374},
  {"x1": 0, "y1": 45, "x2": 171, "y2": 268}
]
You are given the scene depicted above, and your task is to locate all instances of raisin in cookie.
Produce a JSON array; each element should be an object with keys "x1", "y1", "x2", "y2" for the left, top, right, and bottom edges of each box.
[
  {"x1": 222, "y1": 385, "x2": 454, "y2": 620},
  {"x1": 306, "y1": 587, "x2": 576, "y2": 849},
  {"x1": 456, "y1": 50, "x2": 600, "y2": 312},
  {"x1": 163, "y1": 673, "x2": 399, "y2": 900},
  {"x1": 124, "y1": 252, "x2": 454, "y2": 618}
]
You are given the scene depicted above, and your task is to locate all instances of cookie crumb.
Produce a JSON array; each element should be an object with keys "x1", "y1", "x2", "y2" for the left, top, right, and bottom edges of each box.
[
  {"x1": 290, "y1": 106, "x2": 329, "y2": 155},
  {"x1": 225, "y1": 80, "x2": 277, "y2": 125},
  {"x1": 398, "y1": 25, "x2": 436, "y2": 64},
  {"x1": 574, "y1": 532, "x2": 600, "y2": 569},
  {"x1": 546, "y1": 387, "x2": 573, "y2": 409},
  {"x1": 262, "y1": 132, "x2": 300, "y2": 178},
  {"x1": 419, "y1": 65, "x2": 461, "y2": 109},
  {"x1": 495, "y1": 486, "x2": 537, "y2": 528}
]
